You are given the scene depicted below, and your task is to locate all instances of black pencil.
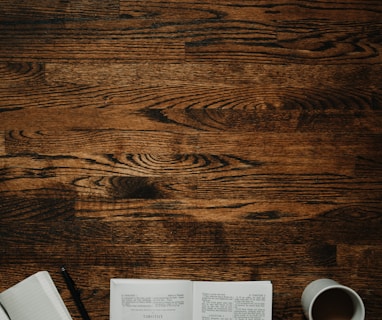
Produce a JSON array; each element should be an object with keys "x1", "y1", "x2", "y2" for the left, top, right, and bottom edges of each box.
[{"x1": 61, "y1": 266, "x2": 91, "y2": 320}]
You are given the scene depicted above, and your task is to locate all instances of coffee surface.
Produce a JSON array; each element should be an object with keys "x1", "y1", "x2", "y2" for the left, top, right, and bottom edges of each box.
[{"x1": 312, "y1": 288, "x2": 354, "y2": 320}]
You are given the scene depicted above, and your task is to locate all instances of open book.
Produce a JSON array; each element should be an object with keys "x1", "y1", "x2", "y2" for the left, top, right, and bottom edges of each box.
[
  {"x1": 0, "y1": 271, "x2": 72, "y2": 320},
  {"x1": 110, "y1": 279, "x2": 272, "y2": 320}
]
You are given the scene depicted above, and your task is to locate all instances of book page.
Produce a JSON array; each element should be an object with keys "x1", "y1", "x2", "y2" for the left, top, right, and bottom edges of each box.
[
  {"x1": 0, "y1": 271, "x2": 72, "y2": 320},
  {"x1": 193, "y1": 281, "x2": 272, "y2": 320},
  {"x1": 110, "y1": 279, "x2": 193, "y2": 320}
]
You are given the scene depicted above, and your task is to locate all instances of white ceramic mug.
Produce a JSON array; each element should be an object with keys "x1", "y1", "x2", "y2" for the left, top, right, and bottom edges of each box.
[{"x1": 301, "y1": 279, "x2": 365, "y2": 320}]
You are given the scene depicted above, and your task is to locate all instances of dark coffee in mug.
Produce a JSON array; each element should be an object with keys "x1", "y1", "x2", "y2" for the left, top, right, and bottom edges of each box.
[{"x1": 311, "y1": 288, "x2": 355, "y2": 320}]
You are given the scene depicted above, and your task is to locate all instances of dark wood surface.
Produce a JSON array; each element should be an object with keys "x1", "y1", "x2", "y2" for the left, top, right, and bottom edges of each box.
[{"x1": 1, "y1": 1, "x2": 381, "y2": 319}]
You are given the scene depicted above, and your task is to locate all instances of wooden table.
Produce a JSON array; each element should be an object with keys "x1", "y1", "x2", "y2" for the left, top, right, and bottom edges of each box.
[{"x1": 1, "y1": 1, "x2": 381, "y2": 319}]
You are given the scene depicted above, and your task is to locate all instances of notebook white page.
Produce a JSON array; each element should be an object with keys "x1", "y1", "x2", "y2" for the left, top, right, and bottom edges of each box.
[
  {"x1": 0, "y1": 303, "x2": 10, "y2": 320},
  {"x1": 0, "y1": 271, "x2": 72, "y2": 320}
]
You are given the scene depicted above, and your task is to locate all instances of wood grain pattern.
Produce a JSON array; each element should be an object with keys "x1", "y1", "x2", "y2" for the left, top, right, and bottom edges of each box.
[
  {"x1": 0, "y1": 132, "x2": 5, "y2": 155},
  {"x1": 1, "y1": 1, "x2": 381, "y2": 63},
  {"x1": 1, "y1": 0, "x2": 382, "y2": 319}
]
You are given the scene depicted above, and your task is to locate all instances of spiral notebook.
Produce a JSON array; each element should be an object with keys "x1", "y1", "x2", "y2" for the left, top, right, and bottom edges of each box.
[{"x1": 0, "y1": 271, "x2": 72, "y2": 320}]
